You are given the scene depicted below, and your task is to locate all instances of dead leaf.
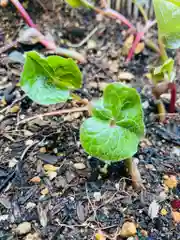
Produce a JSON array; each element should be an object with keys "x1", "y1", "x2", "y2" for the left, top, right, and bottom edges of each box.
[
  {"x1": 122, "y1": 34, "x2": 134, "y2": 56},
  {"x1": 41, "y1": 188, "x2": 49, "y2": 196},
  {"x1": 9, "y1": 105, "x2": 20, "y2": 113},
  {"x1": 29, "y1": 176, "x2": 41, "y2": 183},
  {"x1": 148, "y1": 200, "x2": 160, "y2": 219},
  {"x1": 164, "y1": 175, "x2": 177, "y2": 189},
  {"x1": 119, "y1": 222, "x2": 137, "y2": 237},
  {"x1": 135, "y1": 42, "x2": 145, "y2": 54},
  {"x1": 76, "y1": 202, "x2": 85, "y2": 222},
  {"x1": 37, "y1": 203, "x2": 48, "y2": 227},
  {"x1": 172, "y1": 211, "x2": 180, "y2": 223},
  {"x1": 43, "y1": 164, "x2": 58, "y2": 172},
  {"x1": 46, "y1": 171, "x2": 57, "y2": 180},
  {"x1": 160, "y1": 208, "x2": 168, "y2": 216},
  {"x1": 95, "y1": 230, "x2": 106, "y2": 240}
]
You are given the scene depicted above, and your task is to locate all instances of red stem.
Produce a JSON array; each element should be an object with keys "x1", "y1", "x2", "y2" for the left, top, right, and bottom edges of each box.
[
  {"x1": 168, "y1": 83, "x2": 176, "y2": 113},
  {"x1": 126, "y1": 31, "x2": 144, "y2": 62},
  {"x1": 104, "y1": 8, "x2": 135, "y2": 30},
  {"x1": 9, "y1": 0, "x2": 56, "y2": 50},
  {"x1": 10, "y1": 0, "x2": 37, "y2": 28}
]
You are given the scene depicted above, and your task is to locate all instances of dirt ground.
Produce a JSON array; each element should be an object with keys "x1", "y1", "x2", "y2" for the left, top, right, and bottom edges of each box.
[{"x1": 0, "y1": 1, "x2": 180, "y2": 240}]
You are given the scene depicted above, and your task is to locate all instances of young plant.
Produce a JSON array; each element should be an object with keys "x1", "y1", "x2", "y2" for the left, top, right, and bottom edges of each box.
[
  {"x1": 20, "y1": 51, "x2": 145, "y2": 188},
  {"x1": 20, "y1": 51, "x2": 82, "y2": 105},
  {"x1": 80, "y1": 83, "x2": 145, "y2": 187},
  {"x1": 150, "y1": 0, "x2": 180, "y2": 120}
]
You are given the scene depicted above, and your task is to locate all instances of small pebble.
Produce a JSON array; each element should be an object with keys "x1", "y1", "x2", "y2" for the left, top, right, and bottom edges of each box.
[
  {"x1": 15, "y1": 222, "x2": 31, "y2": 235},
  {"x1": 87, "y1": 39, "x2": 97, "y2": 50},
  {"x1": 73, "y1": 163, "x2": 86, "y2": 170},
  {"x1": 93, "y1": 192, "x2": 101, "y2": 202},
  {"x1": 25, "y1": 139, "x2": 34, "y2": 146}
]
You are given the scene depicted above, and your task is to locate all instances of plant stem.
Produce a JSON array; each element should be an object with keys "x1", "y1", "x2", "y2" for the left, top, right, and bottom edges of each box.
[
  {"x1": 132, "y1": 0, "x2": 148, "y2": 23},
  {"x1": 9, "y1": 0, "x2": 85, "y2": 62},
  {"x1": 80, "y1": 0, "x2": 135, "y2": 30},
  {"x1": 144, "y1": 39, "x2": 160, "y2": 54},
  {"x1": 156, "y1": 100, "x2": 166, "y2": 122},
  {"x1": 126, "y1": 31, "x2": 144, "y2": 62},
  {"x1": 125, "y1": 158, "x2": 143, "y2": 189},
  {"x1": 168, "y1": 83, "x2": 176, "y2": 113},
  {"x1": 10, "y1": 0, "x2": 36, "y2": 28},
  {"x1": 127, "y1": 20, "x2": 157, "y2": 62},
  {"x1": 158, "y1": 37, "x2": 168, "y2": 62}
]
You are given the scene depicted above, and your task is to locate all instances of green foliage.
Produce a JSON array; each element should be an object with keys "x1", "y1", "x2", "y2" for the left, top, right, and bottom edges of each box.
[
  {"x1": 153, "y1": 0, "x2": 180, "y2": 49},
  {"x1": 64, "y1": 0, "x2": 92, "y2": 8},
  {"x1": 166, "y1": 0, "x2": 180, "y2": 7},
  {"x1": 20, "y1": 51, "x2": 82, "y2": 105},
  {"x1": 153, "y1": 58, "x2": 174, "y2": 82},
  {"x1": 80, "y1": 83, "x2": 144, "y2": 162},
  {"x1": 65, "y1": 0, "x2": 83, "y2": 7}
]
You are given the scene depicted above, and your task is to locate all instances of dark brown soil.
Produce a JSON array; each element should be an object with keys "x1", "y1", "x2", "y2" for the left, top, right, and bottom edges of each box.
[{"x1": 0, "y1": 1, "x2": 179, "y2": 240}]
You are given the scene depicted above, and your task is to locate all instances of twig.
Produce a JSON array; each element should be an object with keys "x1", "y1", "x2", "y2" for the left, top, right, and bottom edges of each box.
[
  {"x1": 17, "y1": 106, "x2": 88, "y2": 125},
  {"x1": 67, "y1": 26, "x2": 98, "y2": 48},
  {"x1": 0, "y1": 94, "x2": 26, "y2": 114}
]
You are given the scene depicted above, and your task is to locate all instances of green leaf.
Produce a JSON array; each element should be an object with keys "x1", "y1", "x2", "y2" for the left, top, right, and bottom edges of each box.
[
  {"x1": 65, "y1": 0, "x2": 83, "y2": 7},
  {"x1": 153, "y1": 0, "x2": 180, "y2": 49},
  {"x1": 154, "y1": 58, "x2": 174, "y2": 80},
  {"x1": 20, "y1": 51, "x2": 82, "y2": 105},
  {"x1": 166, "y1": 0, "x2": 180, "y2": 7},
  {"x1": 80, "y1": 83, "x2": 145, "y2": 162}
]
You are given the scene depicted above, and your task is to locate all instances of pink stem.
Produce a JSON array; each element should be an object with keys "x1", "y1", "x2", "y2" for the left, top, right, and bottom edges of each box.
[
  {"x1": 10, "y1": 0, "x2": 37, "y2": 28},
  {"x1": 168, "y1": 83, "x2": 176, "y2": 113},
  {"x1": 104, "y1": 8, "x2": 135, "y2": 30},
  {"x1": 126, "y1": 31, "x2": 144, "y2": 62}
]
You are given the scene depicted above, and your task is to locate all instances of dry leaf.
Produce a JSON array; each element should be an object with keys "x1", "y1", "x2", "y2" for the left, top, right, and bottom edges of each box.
[
  {"x1": 29, "y1": 176, "x2": 41, "y2": 183},
  {"x1": 164, "y1": 175, "x2": 177, "y2": 189},
  {"x1": 160, "y1": 208, "x2": 168, "y2": 216},
  {"x1": 148, "y1": 200, "x2": 160, "y2": 219},
  {"x1": 172, "y1": 211, "x2": 180, "y2": 223},
  {"x1": 43, "y1": 164, "x2": 58, "y2": 172},
  {"x1": 95, "y1": 230, "x2": 106, "y2": 240},
  {"x1": 46, "y1": 171, "x2": 57, "y2": 180},
  {"x1": 9, "y1": 105, "x2": 20, "y2": 113},
  {"x1": 135, "y1": 42, "x2": 145, "y2": 54},
  {"x1": 119, "y1": 222, "x2": 137, "y2": 237},
  {"x1": 122, "y1": 34, "x2": 134, "y2": 55},
  {"x1": 37, "y1": 203, "x2": 48, "y2": 227},
  {"x1": 41, "y1": 188, "x2": 49, "y2": 195}
]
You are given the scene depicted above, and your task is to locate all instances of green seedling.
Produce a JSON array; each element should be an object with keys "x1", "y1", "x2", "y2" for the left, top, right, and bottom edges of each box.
[
  {"x1": 149, "y1": 0, "x2": 180, "y2": 120},
  {"x1": 80, "y1": 83, "x2": 145, "y2": 185},
  {"x1": 20, "y1": 51, "x2": 145, "y2": 188},
  {"x1": 20, "y1": 51, "x2": 82, "y2": 105}
]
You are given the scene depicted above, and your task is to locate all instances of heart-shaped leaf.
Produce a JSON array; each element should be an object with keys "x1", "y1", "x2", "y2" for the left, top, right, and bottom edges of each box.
[
  {"x1": 20, "y1": 51, "x2": 82, "y2": 105},
  {"x1": 153, "y1": 0, "x2": 180, "y2": 49},
  {"x1": 80, "y1": 83, "x2": 144, "y2": 162}
]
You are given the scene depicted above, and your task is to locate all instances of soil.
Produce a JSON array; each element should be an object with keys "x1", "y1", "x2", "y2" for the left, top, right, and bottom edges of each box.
[{"x1": 0, "y1": 1, "x2": 180, "y2": 240}]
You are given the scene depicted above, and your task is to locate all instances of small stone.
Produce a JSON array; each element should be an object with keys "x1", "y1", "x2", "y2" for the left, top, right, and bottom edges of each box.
[
  {"x1": 9, "y1": 158, "x2": 18, "y2": 168},
  {"x1": 118, "y1": 72, "x2": 135, "y2": 81},
  {"x1": 93, "y1": 192, "x2": 101, "y2": 202},
  {"x1": 142, "y1": 101, "x2": 149, "y2": 109},
  {"x1": 25, "y1": 139, "x2": 34, "y2": 146},
  {"x1": 26, "y1": 202, "x2": 36, "y2": 209},
  {"x1": 65, "y1": 171, "x2": 76, "y2": 183},
  {"x1": 109, "y1": 61, "x2": 119, "y2": 73},
  {"x1": 73, "y1": 163, "x2": 86, "y2": 170},
  {"x1": 25, "y1": 233, "x2": 41, "y2": 240},
  {"x1": 87, "y1": 40, "x2": 97, "y2": 50},
  {"x1": 15, "y1": 222, "x2": 31, "y2": 235},
  {"x1": 55, "y1": 176, "x2": 67, "y2": 188},
  {"x1": 119, "y1": 222, "x2": 137, "y2": 237}
]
